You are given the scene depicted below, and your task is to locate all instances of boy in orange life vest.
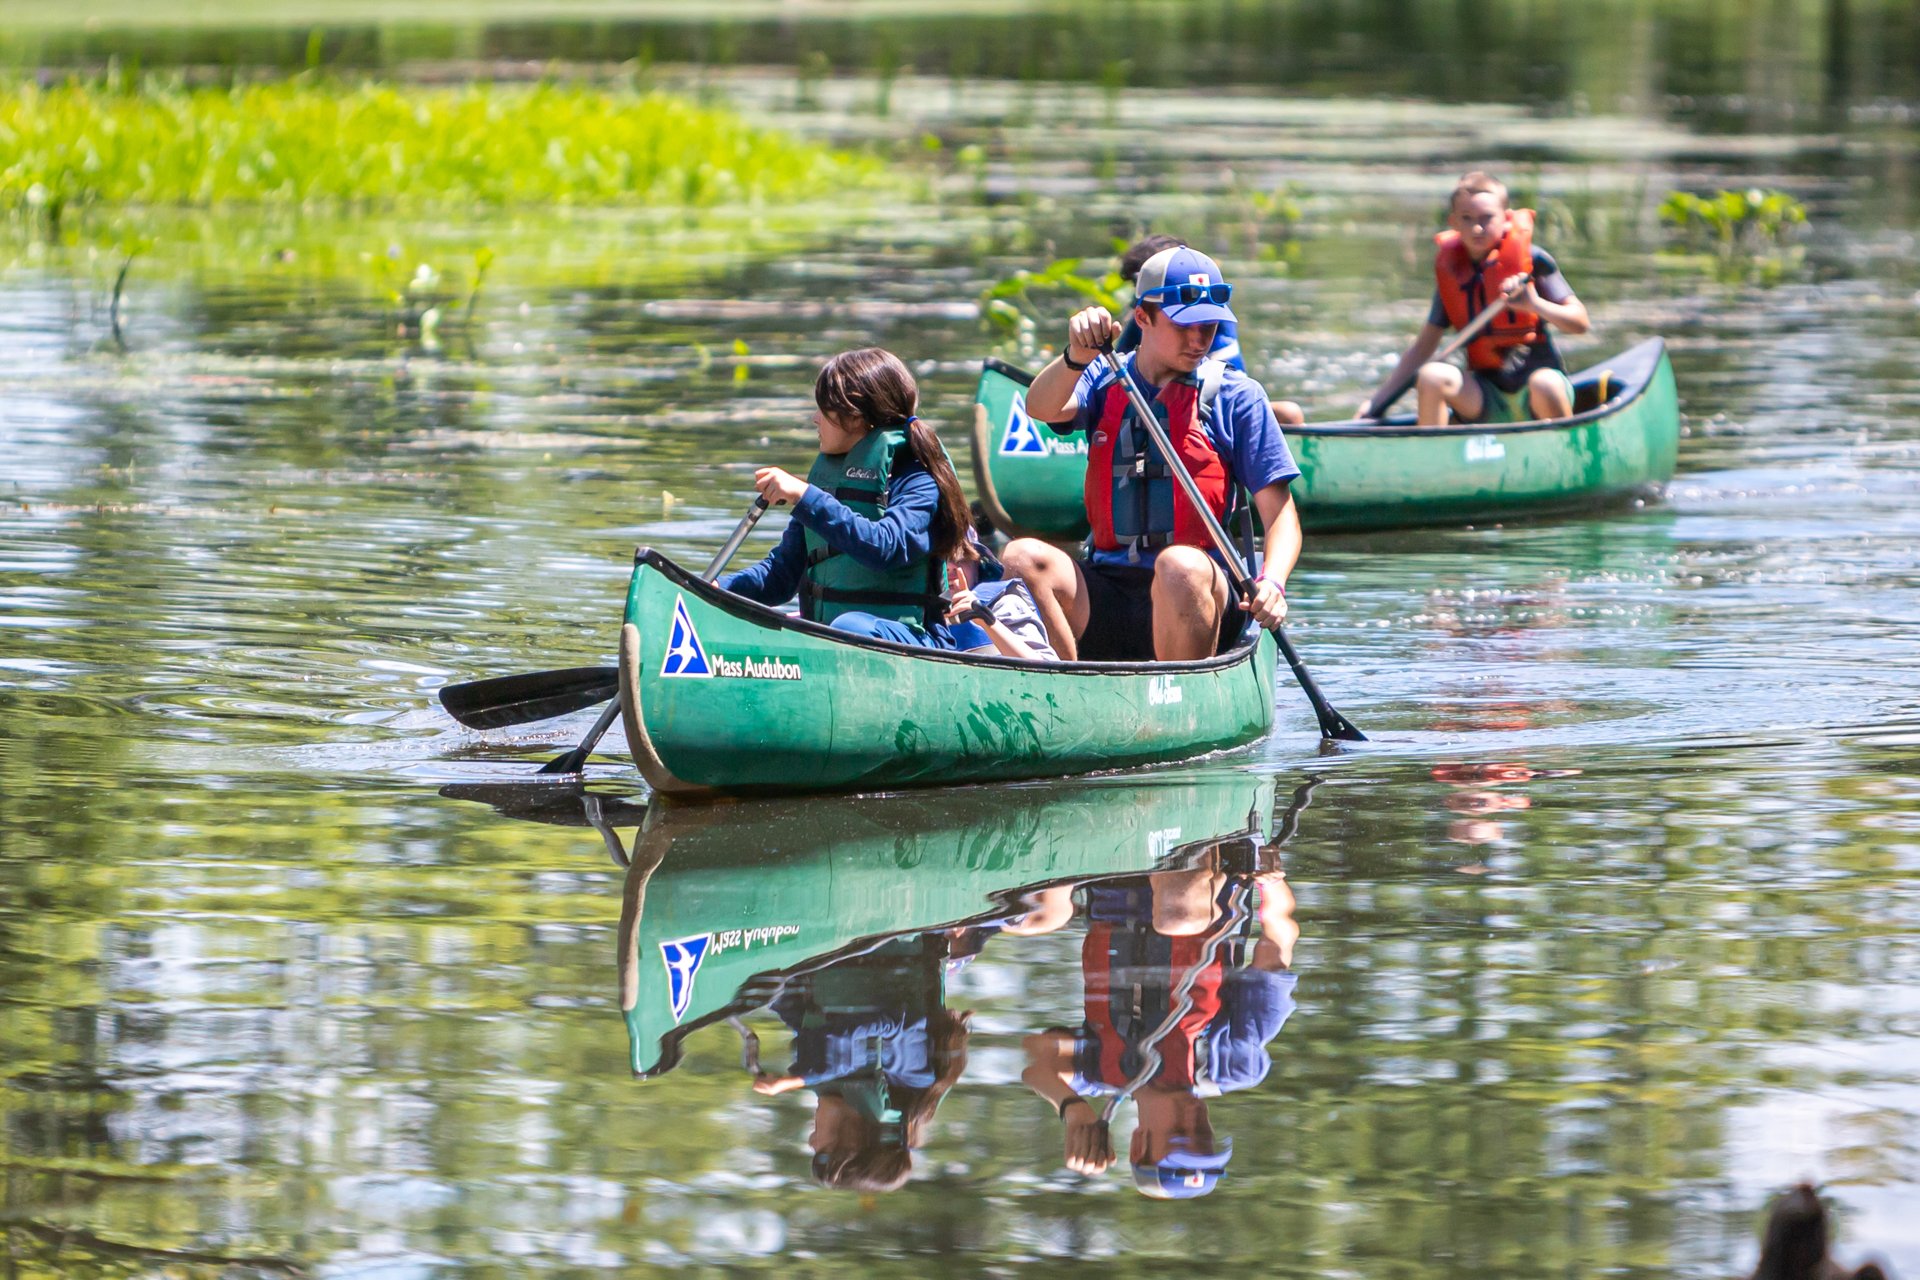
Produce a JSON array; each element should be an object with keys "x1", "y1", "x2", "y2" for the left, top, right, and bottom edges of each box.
[
  {"x1": 1364, "y1": 171, "x2": 1592, "y2": 427},
  {"x1": 1003, "y1": 246, "x2": 1300, "y2": 663}
]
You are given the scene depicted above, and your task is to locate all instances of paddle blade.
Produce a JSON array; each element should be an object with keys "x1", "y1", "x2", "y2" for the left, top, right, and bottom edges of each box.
[
  {"x1": 438, "y1": 665, "x2": 618, "y2": 730},
  {"x1": 1271, "y1": 629, "x2": 1368, "y2": 743},
  {"x1": 1320, "y1": 708, "x2": 1369, "y2": 743}
]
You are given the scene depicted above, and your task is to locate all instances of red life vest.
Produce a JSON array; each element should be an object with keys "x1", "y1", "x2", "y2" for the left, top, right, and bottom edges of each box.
[
  {"x1": 1084, "y1": 358, "x2": 1232, "y2": 555},
  {"x1": 1082, "y1": 924, "x2": 1225, "y2": 1091},
  {"x1": 1434, "y1": 207, "x2": 1539, "y2": 371}
]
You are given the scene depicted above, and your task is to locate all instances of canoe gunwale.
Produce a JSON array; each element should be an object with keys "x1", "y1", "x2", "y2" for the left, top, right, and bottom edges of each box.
[
  {"x1": 627, "y1": 547, "x2": 1263, "y2": 679},
  {"x1": 1285, "y1": 337, "x2": 1668, "y2": 439}
]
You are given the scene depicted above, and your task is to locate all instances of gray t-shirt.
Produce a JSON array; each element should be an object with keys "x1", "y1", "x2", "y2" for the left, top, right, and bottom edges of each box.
[{"x1": 966, "y1": 579, "x2": 1058, "y2": 661}]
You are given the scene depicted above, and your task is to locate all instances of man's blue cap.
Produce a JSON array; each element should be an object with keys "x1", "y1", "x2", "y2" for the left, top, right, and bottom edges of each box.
[
  {"x1": 1131, "y1": 1136, "x2": 1233, "y2": 1200},
  {"x1": 1134, "y1": 246, "x2": 1236, "y2": 327}
]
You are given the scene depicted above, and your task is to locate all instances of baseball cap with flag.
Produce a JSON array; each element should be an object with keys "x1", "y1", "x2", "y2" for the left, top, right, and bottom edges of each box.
[
  {"x1": 1131, "y1": 1135, "x2": 1234, "y2": 1200},
  {"x1": 1133, "y1": 246, "x2": 1237, "y2": 327}
]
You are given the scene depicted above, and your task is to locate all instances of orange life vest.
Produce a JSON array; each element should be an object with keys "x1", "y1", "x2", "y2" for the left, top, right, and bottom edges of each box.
[
  {"x1": 1084, "y1": 358, "x2": 1231, "y2": 556},
  {"x1": 1434, "y1": 207, "x2": 1539, "y2": 371}
]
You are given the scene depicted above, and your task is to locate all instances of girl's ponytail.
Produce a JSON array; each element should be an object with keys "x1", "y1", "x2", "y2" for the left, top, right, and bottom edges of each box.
[{"x1": 904, "y1": 415, "x2": 977, "y2": 565}]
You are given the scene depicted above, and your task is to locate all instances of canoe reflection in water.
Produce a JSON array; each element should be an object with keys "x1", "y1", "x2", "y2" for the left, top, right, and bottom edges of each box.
[{"x1": 601, "y1": 772, "x2": 1311, "y2": 1195}]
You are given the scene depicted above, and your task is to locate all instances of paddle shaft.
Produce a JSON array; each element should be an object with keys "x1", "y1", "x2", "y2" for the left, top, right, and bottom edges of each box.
[
  {"x1": 702, "y1": 495, "x2": 772, "y2": 578},
  {"x1": 1360, "y1": 272, "x2": 1531, "y2": 420},
  {"x1": 1097, "y1": 351, "x2": 1366, "y2": 743},
  {"x1": 539, "y1": 495, "x2": 773, "y2": 775}
]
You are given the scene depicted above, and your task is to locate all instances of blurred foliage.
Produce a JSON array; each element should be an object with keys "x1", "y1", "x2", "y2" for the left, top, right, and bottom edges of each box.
[
  {"x1": 978, "y1": 256, "x2": 1124, "y2": 358},
  {"x1": 1658, "y1": 187, "x2": 1809, "y2": 283}
]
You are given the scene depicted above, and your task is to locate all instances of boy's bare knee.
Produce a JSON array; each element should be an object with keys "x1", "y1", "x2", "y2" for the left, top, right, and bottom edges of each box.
[
  {"x1": 1417, "y1": 362, "x2": 1459, "y2": 393},
  {"x1": 1153, "y1": 546, "x2": 1215, "y2": 594},
  {"x1": 1529, "y1": 369, "x2": 1571, "y2": 411},
  {"x1": 1271, "y1": 399, "x2": 1305, "y2": 426},
  {"x1": 1001, "y1": 537, "x2": 1056, "y2": 578}
]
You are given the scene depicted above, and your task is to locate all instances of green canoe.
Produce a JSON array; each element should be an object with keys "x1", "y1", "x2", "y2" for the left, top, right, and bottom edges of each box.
[
  {"x1": 969, "y1": 337, "x2": 1680, "y2": 536},
  {"x1": 616, "y1": 548, "x2": 1277, "y2": 798},
  {"x1": 614, "y1": 772, "x2": 1278, "y2": 1077}
]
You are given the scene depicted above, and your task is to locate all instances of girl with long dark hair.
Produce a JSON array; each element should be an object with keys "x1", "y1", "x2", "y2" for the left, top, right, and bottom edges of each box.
[{"x1": 722, "y1": 347, "x2": 985, "y2": 649}]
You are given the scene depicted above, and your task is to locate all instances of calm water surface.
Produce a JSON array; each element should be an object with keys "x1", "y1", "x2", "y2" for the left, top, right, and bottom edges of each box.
[{"x1": 3, "y1": 5, "x2": 1920, "y2": 1276}]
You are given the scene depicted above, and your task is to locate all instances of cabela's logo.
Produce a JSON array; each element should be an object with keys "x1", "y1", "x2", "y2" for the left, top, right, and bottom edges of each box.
[{"x1": 660, "y1": 595, "x2": 802, "y2": 681}]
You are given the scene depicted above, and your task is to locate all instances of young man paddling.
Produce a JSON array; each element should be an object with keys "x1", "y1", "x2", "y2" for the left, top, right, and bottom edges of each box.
[
  {"x1": 1364, "y1": 171, "x2": 1591, "y2": 426},
  {"x1": 1002, "y1": 246, "x2": 1300, "y2": 662}
]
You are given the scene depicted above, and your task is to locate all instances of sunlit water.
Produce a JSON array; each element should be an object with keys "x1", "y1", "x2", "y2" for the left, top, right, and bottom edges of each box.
[{"x1": 3, "y1": 9, "x2": 1920, "y2": 1277}]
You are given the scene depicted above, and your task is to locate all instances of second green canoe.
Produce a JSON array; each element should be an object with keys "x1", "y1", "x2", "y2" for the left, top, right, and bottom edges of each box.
[{"x1": 970, "y1": 337, "x2": 1680, "y2": 536}]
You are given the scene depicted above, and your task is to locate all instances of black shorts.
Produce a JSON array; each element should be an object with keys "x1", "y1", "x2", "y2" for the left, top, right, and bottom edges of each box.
[{"x1": 1078, "y1": 559, "x2": 1239, "y2": 662}]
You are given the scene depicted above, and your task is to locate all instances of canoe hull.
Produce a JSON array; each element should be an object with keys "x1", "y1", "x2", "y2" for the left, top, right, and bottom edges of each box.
[
  {"x1": 619, "y1": 551, "x2": 1277, "y2": 797},
  {"x1": 970, "y1": 339, "x2": 1681, "y2": 535}
]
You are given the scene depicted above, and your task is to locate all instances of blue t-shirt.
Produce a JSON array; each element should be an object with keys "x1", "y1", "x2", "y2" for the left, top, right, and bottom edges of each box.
[
  {"x1": 1051, "y1": 356, "x2": 1301, "y2": 567},
  {"x1": 719, "y1": 463, "x2": 940, "y2": 605}
]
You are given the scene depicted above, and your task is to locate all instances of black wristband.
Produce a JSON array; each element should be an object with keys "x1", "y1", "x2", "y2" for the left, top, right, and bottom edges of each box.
[
  {"x1": 1061, "y1": 350, "x2": 1090, "y2": 371},
  {"x1": 1056, "y1": 1095, "x2": 1088, "y2": 1119},
  {"x1": 957, "y1": 604, "x2": 996, "y2": 627}
]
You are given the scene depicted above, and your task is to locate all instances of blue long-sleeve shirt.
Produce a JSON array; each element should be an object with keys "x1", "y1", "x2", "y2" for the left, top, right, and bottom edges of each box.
[{"x1": 719, "y1": 463, "x2": 940, "y2": 606}]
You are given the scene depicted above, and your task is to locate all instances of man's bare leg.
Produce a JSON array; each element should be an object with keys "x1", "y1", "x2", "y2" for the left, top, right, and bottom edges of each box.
[
  {"x1": 1271, "y1": 399, "x2": 1306, "y2": 426},
  {"x1": 1150, "y1": 546, "x2": 1230, "y2": 661},
  {"x1": 1000, "y1": 537, "x2": 1090, "y2": 662}
]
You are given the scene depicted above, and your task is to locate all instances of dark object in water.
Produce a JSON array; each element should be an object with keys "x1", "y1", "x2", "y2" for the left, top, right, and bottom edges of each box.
[{"x1": 1750, "y1": 1184, "x2": 1890, "y2": 1280}]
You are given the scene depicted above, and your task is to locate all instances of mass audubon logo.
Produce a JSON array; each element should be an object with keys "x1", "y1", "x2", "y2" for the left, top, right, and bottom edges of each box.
[
  {"x1": 659, "y1": 925, "x2": 802, "y2": 1023},
  {"x1": 998, "y1": 393, "x2": 1087, "y2": 458},
  {"x1": 659, "y1": 595, "x2": 802, "y2": 681},
  {"x1": 659, "y1": 933, "x2": 712, "y2": 1023}
]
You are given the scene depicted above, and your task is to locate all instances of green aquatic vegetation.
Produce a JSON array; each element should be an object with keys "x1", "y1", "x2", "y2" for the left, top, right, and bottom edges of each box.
[
  {"x1": 0, "y1": 75, "x2": 884, "y2": 220},
  {"x1": 978, "y1": 255, "x2": 1124, "y2": 357},
  {"x1": 1221, "y1": 172, "x2": 1304, "y2": 263},
  {"x1": 1658, "y1": 187, "x2": 1808, "y2": 281}
]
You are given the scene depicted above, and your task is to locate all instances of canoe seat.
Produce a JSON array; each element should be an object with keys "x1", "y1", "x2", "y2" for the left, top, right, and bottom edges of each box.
[{"x1": 1573, "y1": 369, "x2": 1616, "y2": 414}]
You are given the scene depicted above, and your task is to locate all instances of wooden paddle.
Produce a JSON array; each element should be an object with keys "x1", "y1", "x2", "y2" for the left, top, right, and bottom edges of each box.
[
  {"x1": 1358, "y1": 271, "x2": 1531, "y2": 420},
  {"x1": 437, "y1": 496, "x2": 773, "y2": 732},
  {"x1": 1097, "y1": 351, "x2": 1367, "y2": 743},
  {"x1": 538, "y1": 495, "x2": 773, "y2": 776}
]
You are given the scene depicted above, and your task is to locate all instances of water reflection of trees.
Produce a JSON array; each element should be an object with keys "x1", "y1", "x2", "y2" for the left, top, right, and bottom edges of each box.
[{"x1": 1, "y1": 750, "x2": 1914, "y2": 1272}]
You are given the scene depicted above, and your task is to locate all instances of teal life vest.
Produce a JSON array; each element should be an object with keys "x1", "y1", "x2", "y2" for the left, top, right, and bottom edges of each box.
[{"x1": 800, "y1": 427, "x2": 946, "y2": 630}]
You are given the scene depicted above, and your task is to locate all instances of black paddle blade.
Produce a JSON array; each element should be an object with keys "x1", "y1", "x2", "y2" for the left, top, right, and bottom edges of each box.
[
  {"x1": 437, "y1": 665, "x2": 618, "y2": 730},
  {"x1": 1319, "y1": 708, "x2": 1369, "y2": 743},
  {"x1": 1272, "y1": 629, "x2": 1368, "y2": 743}
]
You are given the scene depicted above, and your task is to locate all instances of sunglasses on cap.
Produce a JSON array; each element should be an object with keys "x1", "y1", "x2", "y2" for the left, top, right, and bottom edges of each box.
[{"x1": 1139, "y1": 281, "x2": 1233, "y2": 307}]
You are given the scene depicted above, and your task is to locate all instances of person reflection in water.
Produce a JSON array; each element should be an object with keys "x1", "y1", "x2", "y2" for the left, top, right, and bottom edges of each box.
[
  {"x1": 1012, "y1": 835, "x2": 1299, "y2": 1198},
  {"x1": 749, "y1": 933, "x2": 973, "y2": 1193}
]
